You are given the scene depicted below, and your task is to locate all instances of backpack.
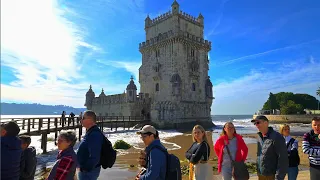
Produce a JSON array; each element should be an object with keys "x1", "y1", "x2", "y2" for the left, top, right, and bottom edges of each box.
[
  {"x1": 98, "y1": 131, "x2": 117, "y2": 169},
  {"x1": 148, "y1": 145, "x2": 182, "y2": 180},
  {"x1": 287, "y1": 138, "x2": 300, "y2": 167}
]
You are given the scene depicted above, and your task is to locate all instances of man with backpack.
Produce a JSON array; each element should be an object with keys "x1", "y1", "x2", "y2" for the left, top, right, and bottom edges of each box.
[
  {"x1": 136, "y1": 125, "x2": 167, "y2": 180},
  {"x1": 77, "y1": 110, "x2": 104, "y2": 180}
]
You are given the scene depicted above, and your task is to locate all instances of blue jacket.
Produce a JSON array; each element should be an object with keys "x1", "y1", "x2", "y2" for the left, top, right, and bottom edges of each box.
[
  {"x1": 140, "y1": 139, "x2": 167, "y2": 180},
  {"x1": 20, "y1": 146, "x2": 37, "y2": 180},
  {"x1": 77, "y1": 125, "x2": 103, "y2": 171},
  {"x1": 1, "y1": 136, "x2": 22, "y2": 180}
]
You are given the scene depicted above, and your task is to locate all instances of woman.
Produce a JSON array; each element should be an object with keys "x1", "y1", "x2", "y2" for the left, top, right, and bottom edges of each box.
[
  {"x1": 279, "y1": 124, "x2": 299, "y2": 180},
  {"x1": 185, "y1": 125, "x2": 213, "y2": 180},
  {"x1": 47, "y1": 131, "x2": 77, "y2": 180},
  {"x1": 214, "y1": 122, "x2": 248, "y2": 180}
]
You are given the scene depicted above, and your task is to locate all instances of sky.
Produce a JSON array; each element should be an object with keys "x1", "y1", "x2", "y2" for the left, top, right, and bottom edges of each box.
[{"x1": 1, "y1": 0, "x2": 320, "y2": 115}]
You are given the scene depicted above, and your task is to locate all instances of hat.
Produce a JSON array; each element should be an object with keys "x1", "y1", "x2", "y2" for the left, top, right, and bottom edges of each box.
[
  {"x1": 2, "y1": 121, "x2": 20, "y2": 136},
  {"x1": 137, "y1": 125, "x2": 157, "y2": 135},
  {"x1": 251, "y1": 115, "x2": 269, "y2": 123}
]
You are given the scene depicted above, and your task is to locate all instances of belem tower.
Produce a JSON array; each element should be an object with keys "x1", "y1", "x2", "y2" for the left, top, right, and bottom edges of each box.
[{"x1": 85, "y1": 0, "x2": 214, "y2": 128}]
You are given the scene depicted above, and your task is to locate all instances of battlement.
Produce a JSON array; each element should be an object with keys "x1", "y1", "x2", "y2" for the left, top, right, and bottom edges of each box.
[
  {"x1": 139, "y1": 30, "x2": 211, "y2": 50},
  {"x1": 146, "y1": 11, "x2": 173, "y2": 28},
  {"x1": 146, "y1": 10, "x2": 203, "y2": 28},
  {"x1": 178, "y1": 10, "x2": 203, "y2": 26}
]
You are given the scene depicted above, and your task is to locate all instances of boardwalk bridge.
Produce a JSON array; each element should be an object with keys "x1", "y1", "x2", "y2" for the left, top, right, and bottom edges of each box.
[{"x1": 1, "y1": 116, "x2": 149, "y2": 153}]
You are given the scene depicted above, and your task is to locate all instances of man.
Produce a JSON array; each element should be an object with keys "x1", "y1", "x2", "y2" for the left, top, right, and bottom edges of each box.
[
  {"x1": 1, "y1": 121, "x2": 23, "y2": 180},
  {"x1": 302, "y1": 116, "x2": 320, "y2": 180},
  {"x1": 77, "y1": 110, "x2": 104, "y2": 180},
  {"x1": 136, "y1": 125, "x2": 166, "y2": 180},
  {"x1": 251, "y1": 115, "x2": 288, "y2": 180},
  {"x1": 19, "y1": 135, "x2": 37, "y2": 180}
]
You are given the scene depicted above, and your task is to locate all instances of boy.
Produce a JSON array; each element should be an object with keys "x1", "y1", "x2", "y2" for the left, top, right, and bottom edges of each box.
[
  {"x1": 302, "y1": 116, "x2": 320, "y2": 180},
  {"x1": 19, "y1": 135, "x2": 37, "y2": 180}
]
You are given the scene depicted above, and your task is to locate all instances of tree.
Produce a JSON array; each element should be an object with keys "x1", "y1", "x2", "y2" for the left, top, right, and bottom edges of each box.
[
  {"x1": 262, "y1": 92, "x2": 318, "y2": 113},
  {"x1": 317, "y1": 86, "x2": 320, "y2": 97}
]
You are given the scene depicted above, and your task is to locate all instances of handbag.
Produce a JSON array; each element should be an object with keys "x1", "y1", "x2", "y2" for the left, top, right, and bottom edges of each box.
[{"x1": 225, "y1": 141, "x2": 249, "y2": 180}]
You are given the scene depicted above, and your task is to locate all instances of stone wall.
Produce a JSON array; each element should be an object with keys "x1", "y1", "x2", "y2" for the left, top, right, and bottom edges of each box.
[{"x1": 253, "y1": 114, "x2": 318, "y2": 124}]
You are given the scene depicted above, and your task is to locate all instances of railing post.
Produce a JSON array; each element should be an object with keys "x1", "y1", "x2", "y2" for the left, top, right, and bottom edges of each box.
[
  {"x1": 123, "y1": 116, "x2": 125, "y2": 131},
  {"x1": 38, "y1": 119, "x2": 42, "y2": 131},
  {"x1": 54, "y1": 118, "x2": 58, "y2": 145},
  {"x1": 115, "y1": 116, "x2": 118, "y2": 132},
  {"x1": 128, "y1": 116, "x2": 131, "y2": 130},
  {"x1": 32, "y1": 119, "x2": 35, "y2": 128},
  {"x1": 41, "y1": 132, "x2": 48, "y2": 154},
  {"x1": 110, "y1": 117, "x2": 113, "y2": 131},
  {"x1": 27, "y1": 119, "x2": 31, "y2": 134},
  {"x1": 47, "y1": 118, "x2": 51, "y2": 133},
  {"x1": 22, "y1": 119, "x2": 25, "y2": 130}
]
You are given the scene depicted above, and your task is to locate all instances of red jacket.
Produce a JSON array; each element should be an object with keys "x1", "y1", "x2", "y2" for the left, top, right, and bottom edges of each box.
[{"x1": 214, "y1": 134, "x2": 248, "y2": 173}]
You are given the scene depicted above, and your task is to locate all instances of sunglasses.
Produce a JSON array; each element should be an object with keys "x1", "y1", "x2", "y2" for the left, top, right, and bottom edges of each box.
[{"x1": 254, "y1": 121, "x2": 262, "y2": 125}]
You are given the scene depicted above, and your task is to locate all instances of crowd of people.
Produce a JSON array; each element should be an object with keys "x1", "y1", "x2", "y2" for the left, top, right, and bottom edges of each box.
[{"x1": 1, "y1": 111, "x2": 320, "y2": 180}]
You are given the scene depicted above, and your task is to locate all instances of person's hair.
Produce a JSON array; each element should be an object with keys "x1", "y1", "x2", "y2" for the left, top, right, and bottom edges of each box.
[
  {"x1": 279, "y1": 124, "x2": 290, "y2": 135},
  {"x1": 192, "y1": 125, "x2": 208, "y2": 143},
  {"x1": 84, "y1": 110, "x2": 97, "y2": 122},
  {"x1": 59, "y1": 130, "x2": 77, "y2": 147},
  {"x1": 312, "y1": 116, "x2": 320, "y2": 122},
  {"x1": 19, "y1": 135, "x2": 32, "y2": 145},
  {"x1": 3, "y1": 121, "x2": 20, "y2": 136},
  {"x1": 220, "y1": 122, "x2": 237, "y2": 136}
]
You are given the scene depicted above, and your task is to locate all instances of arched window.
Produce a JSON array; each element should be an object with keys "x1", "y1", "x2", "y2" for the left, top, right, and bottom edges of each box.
[
  {"x1": 192, "y1": 83, "x2": 196, "y2": 91},
  {"x1": 156, "y1": 83, "x2": 159, "y2": 91}
]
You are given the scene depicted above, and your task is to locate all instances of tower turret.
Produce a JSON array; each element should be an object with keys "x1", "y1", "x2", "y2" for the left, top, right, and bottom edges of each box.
[
  {"x1": 99, "y1": 88, "x2": 106, "y2": 97},
  {"x1": 197, "y1": 13, "x2": 204, "y2": 25},
  {"x1": 145, "y1": 15, "x2": 152, "y2": 28},
  {"x1": 85, "y1": 85, "x2": 95, "y2": 110},
  {"x1": 171, "y1": 0, "x2": 180, "y2": 15},
  {"x1": 205, "y1": 76, "x2": 213, "y2": 99},
  {"x1": 126, "y1": 76, "x2": 137, "y2": 102}
]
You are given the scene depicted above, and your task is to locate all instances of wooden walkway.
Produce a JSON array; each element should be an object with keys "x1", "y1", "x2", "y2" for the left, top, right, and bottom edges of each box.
[{"x1": 1, "y1": 116, "x2": 149, "y2": 153}]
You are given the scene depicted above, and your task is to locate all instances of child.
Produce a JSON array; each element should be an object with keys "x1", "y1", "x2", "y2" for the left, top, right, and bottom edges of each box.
[{"x1": 19, "y1": 135, "x2": 37, "y2": 180}]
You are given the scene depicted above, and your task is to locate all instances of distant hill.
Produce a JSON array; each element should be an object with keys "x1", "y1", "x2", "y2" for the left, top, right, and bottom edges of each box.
[{"x1": 0, "y1": 103, "x2": 86, "y2": 115}]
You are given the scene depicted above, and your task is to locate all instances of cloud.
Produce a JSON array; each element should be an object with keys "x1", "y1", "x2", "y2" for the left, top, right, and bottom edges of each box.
[
  {"x1": 214, "y1": 39, "x2": 320, "y2": 66},
  {"x1": 0, "y1": 0, "x2": 99, "y2": 107},
  {"x1": 96, "y1": 59, "x2": 141, "y2": 81},
  {"x1": 0, "y1": 0, "x2": 148, "y2": 107},
  {"x1": 207, "y1": 0, "x2": 231, "y2": 37},
  {"x1": 211, "y1": 57, "x2": 320, "y2": 115}
]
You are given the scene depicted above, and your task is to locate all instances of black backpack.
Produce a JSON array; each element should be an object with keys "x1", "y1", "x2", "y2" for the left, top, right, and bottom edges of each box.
[
  {"x1": 99, "y1": 131, "x2": 117, "y2": 169},
  {"x1": 148, "y1": 145, "x2": 182, "y2": 180},
  {"x1": 287, "y1": 138, "x2": 300, "y2": 167}
]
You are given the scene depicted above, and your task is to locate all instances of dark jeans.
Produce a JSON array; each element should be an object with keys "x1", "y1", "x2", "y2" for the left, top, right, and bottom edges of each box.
[
  {"x1": 310, "y1": 166, "x2": 320, "y2": 180},
  {"x1": 287, "y1": 166, "x2": 298, "y2": 180},
  {"x1": 78, "y1": 166, "x2": 101, "y2": 180}
]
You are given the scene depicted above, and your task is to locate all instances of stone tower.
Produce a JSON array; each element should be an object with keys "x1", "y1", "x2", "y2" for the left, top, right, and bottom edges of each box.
[
  {"x1": 85, "y1": 85, "x2": 95, "y2": 110},
  {"x1": 138, "y1": 0, "x2": 214, "y2": 128}
]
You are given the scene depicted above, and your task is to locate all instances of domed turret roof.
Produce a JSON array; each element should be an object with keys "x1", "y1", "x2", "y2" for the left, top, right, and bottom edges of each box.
[
  {"x1": 126, "y1": 76, "x2": 137, "y2": 90},
  {"x1": 86, "y1": 85, "x2": 95, "y2": 97},
  {"x1": 99, "y1": 88, "x2": 106, "y2": 97}
]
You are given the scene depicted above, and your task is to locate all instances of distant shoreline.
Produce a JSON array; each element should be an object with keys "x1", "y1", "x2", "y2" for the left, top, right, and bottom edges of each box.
[{"x1": 253, "y1": 114, "x2": 317, "y2": 124}]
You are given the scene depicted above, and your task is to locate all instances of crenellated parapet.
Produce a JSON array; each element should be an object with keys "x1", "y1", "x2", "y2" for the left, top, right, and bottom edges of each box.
[
  {"x1": 146, "y1": 11, "x2": 173, "y2": 28},
  {"x1": 93, "y1": 93, "x2": 127, "y2": 104},
  {"x1": 139, "y1": 30, "x2": 211, "y2": 52},
  {"x1": 178, "y1": 10, "x2": 203, "y2": 26}
]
